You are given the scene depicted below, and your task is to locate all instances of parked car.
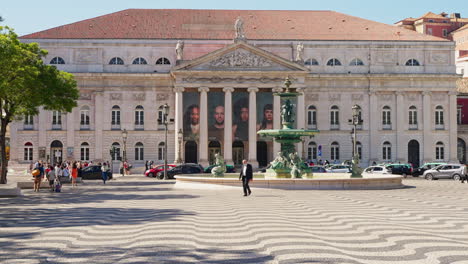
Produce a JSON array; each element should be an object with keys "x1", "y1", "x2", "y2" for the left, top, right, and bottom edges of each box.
[
  {"x1": 310, "y1": 166, "x2": 327, "y2": 173},
  {"x1": 204, "y1": 164, "x2": 236, "y2": 173},
  {"x1": 385, "y1": 163, "x2": 413, "y2": 177},
  {"x1": 156, "y1": 163, "x2": 203, "y2": 179},
  {"x1": 423, "y1": 164, "x2": 465, "y2": 180},
  {"x1": 326, "y1": 165, "x2": 351, "y2": 173},
  {"x1": 145, "y1": 164, "x2": 176, "y2": 177},
  {"x1": 79, "y1": 165, "x2": 113, "y2": 180},
  {"x1": 363, "y1": 166, "x2": 391, "y2": 174},
  {"x1": 412, "y1": 162, "x2": 446, "y2": 177}
]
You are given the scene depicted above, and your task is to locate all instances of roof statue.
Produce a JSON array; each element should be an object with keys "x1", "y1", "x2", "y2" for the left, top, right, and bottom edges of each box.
[
  {"x1": 175, "y1": 40, "x2": 184, "y2": 60},
  {"x1": 234, "y1": 17, "x2": 246, "y2": 40},
  {"x1": 295, "y1": 42, "x2": 304, "y2": 62}
]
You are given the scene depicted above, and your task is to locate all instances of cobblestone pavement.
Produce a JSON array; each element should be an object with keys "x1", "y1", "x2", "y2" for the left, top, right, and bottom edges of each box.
[{"x1": 1, "y1": 177, "x2": 468, "y2": 264}]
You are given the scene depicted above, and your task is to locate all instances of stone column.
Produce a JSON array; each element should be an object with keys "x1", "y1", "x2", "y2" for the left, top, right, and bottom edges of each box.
[
  {"x1": 368, "y1": 91, "x2": 378, "y2": 164},
  {"x1": 395, "y1": 91, "x2": 405, "y2": 162},
  {"x1": 296, "y1": 87, "x2": 306, "y2": 158},
  {"x1": 198, "y1": 87, "x2": 209, "y2": 167},
  {"x1": 94, "y1": 92, "x2": 104, "y2": 161},
  {"x1": 272, "y1": 86, "x2": 282, "y2": 155},
  {"x1": 223, "y1": 87, "x2": 234, "y2": 165},
  {"x1": 449, "y1": 91, "x2": 458, "y2": 163},
  {"x1": 248, "y1": 87, "x2": 259, "y2": 168},
  {"x1": 173, "y1": 87, "x2": 184, "y2": 164},
  {"x1": 422, "y1": 91, "x2": 432, "y2": 163},
  {"x1": 66, "y1": 109, "x2": 75, "y2": 160}
]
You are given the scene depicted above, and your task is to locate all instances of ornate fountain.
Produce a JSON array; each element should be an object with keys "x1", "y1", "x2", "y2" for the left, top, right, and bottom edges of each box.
[{"x1": 257, "y1": 77, "x2": 319, "y2": 178}]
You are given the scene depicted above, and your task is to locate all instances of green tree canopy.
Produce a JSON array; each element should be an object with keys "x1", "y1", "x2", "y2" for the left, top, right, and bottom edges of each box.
[{"x1": 0, "y1": 26, "x2": 79, "y2": 184}]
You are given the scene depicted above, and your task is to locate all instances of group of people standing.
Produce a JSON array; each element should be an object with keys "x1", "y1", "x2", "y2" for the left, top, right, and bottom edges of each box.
[{"x1": 31, "y1": 160, "x2": 79, "y2": 192}]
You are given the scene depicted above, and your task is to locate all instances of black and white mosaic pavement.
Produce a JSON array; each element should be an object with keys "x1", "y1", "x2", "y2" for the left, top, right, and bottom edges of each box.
[{"x1": 1, "y1": 177, "x2": 468, "y2": 264}]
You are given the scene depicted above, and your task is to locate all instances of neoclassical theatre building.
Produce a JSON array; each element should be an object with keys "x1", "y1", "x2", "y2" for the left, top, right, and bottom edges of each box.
[{"x1": 11, "y1": 9, "x2": 459, "y2": 169}]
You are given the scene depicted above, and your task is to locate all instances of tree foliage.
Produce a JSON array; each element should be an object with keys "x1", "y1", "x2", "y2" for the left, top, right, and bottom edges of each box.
[{"x1": 0, "y1": 26, "x2": 79, "y2": 184}]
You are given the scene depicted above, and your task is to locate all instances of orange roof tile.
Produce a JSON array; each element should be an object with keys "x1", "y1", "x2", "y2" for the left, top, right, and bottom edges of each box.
[
  {"x1": 20, "y1": 9, "x2": 447, "y2": 42},
  {"x1": 420, "y1": 12, "x2": 446, "y2": 19}
]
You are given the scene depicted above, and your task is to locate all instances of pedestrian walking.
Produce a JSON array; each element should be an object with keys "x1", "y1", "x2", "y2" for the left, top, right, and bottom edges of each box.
[
  {"x1": 31, "y1": 163, "x2": 41, "y2": 192},
  {"x1": 461, "y1": 164, "x2": 468, "y2": 183},
  {"x1": 101, "y1": 162, "x2": 109, "y2": 184},
  {"x1": 47, "y1": 165, "x2": 56, "y2": 192},
  {"x1": 145, "y1": 160, "x2": 149, "y2": 171},
  {"x1": 71, "y1": 162, "x2": 78, "y2": 187},
  {"x1": 239, "y1": 159, "x2": 253, "y2": 196}
]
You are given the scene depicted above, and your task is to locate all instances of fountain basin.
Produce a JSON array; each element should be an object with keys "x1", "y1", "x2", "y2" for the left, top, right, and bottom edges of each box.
[{"x1": 174, "y1": 173, "x2": 404, "y2": 190}]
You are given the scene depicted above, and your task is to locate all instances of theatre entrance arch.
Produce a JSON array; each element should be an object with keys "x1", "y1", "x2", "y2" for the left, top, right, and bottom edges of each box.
[
  {"x1": 50, "y1": 140, "x2": 63, "y2": 165},
  {"x1": 232, "y1": 141, "x2": 244, "y2": 165},
  {"x1": 185, "y1": 141, "x2": 198, "y2": 164},
  {"x1": 257, "y1": 141, "x2": 268, "y2": 167},
  {"x1": 408, "y1": 140, "x2": 420, "y2": 168},
  {"x1": 208, "y1": 141, "x2": 221, "y2": 165}
]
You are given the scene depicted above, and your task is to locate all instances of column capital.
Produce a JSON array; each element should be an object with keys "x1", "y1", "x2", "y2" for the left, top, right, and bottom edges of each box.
[
  {"x1": 247, "y1": 87, "x2": 259, "y2": 93},
  {"x1": 448, "y1": 91, "x2": 458, "y2": 96},
  {"x1": 173, "y1": 87, "x2": 185, "y2": 93},
  {"x1": 198, "y1": 87, "x2": 210, "y2": 93},
  {"x1": 368, "y1": 91, "x2": 377, "y2": 96},
  {"x1": 222, "y1": 87, "x2": 235, "y2": 93},
  {"x1": 272, "y1": 87, "x2": 283, "y2": 93},
  {"x1": 422, "y1": 90, "x2": 432, "y2": 96},
  {"x1": 395, "y1": 91, "x2": 405, "y2": 96}
]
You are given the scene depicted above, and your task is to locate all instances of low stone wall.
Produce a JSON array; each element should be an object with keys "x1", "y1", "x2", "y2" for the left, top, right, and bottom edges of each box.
[{"x1": 175, "y1": 173, "x2": 404, "y2": 190}]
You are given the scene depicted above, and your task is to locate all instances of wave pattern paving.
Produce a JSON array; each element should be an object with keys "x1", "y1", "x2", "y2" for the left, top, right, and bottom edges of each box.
[{"x1": 1, "y1": 177, "x2": 468, "y2": 264}]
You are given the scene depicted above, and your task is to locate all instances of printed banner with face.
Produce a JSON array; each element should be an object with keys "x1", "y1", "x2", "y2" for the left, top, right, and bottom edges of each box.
[
  {"x1": 208, "y1": 92, "x2": 225, "y2": 142},
  {"x1": 232, "y1": 92, "x2": 249, "y2": 141},
  {"x1": 183, "y1": 92, "x2": 200, "y2": 140},
  {"x1": 256, "y1": 92, "x2": 274, "y2": 141}
]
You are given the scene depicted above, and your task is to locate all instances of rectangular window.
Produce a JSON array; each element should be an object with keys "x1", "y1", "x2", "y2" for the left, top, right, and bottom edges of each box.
[
  {"x1": 382, "y1": 111, "x2": 391, "y2": 125},
  {"x1": 331, "y1": 147, "x2": 339, "y2": 160},
  {"x1": 436, "y1": 147, "x2": 445, "y2": 160},
  {"x1": 52, "y1": 111, "x2": 62, "y2": 125},
  {"x1": 435, "y1": 111, "x2": 444, "y2": 125},
  {"x1": 80, "y1": 111, "x2": 90, "y2": 125},
  {"x1": 458, "y1": 108, "x2": 462, "y2": 125},
  {"x1": 112, "y1": 111, "x2": 121, "y2": 125},
  {"x1": 135, "y1": 147, "x2": 144, "y2": 160},
  {"x1": 307, "y1": 146, "x2": 317, "y2": 160},
  {"x1": 308, "y1": 111, "x2": 316, "y2": 125},
  {"x1": 24, "y1": 115, "x2": 33, "y2": 125},
  {"x1": 383, "y1": 147, "x2": 391, "y2": 160},
  {"x1": 158, "y1": 147, "x2": 164, "y2": 160},
  {"x1": 80, "y1": 147, "x2": 89, "y2": 161},
  {"x1": 24, "y1": 148, "x2": 33, "y2": 161},
  {"x1": 443, "y1": 29, "x2": 448, "y2": 37}
]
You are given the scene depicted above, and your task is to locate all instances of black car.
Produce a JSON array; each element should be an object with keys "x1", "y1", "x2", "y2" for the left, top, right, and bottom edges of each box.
[
  {"x1": 156, "y1": 164, "x2": 203, "y2": 179},
  {"x1": 80, "y1": 165, "x2": 113, "y2": 180},
  {"x1": 385, "y1": 164, "x2": 412, "y2": 177}
]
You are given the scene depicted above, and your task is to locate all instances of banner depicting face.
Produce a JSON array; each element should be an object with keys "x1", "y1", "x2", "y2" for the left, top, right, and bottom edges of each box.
[
  {"x1": 232, "y1": 93, "x2": 249, "y2": 141},
  {"x1": 208, "y1": 92, "x2": 225, "y2": 142},
  {"x1": 256, "y1": 92, "x2": 273, "y2": 140},
  {"x1": 183, "y1": 92, "x2": 200, "y2": 140}
]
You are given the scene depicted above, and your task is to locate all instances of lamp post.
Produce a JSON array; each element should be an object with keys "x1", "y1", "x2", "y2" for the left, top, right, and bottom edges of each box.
[
  {"x1": 122, "y1": 129, "x2": 128, "y2": 176},
  {"x1": 162, "y1": 103, "x2": 170, "y2": 180},
  {"x1": 176, "y1": 129, "x2": 183, "y2": 164}
]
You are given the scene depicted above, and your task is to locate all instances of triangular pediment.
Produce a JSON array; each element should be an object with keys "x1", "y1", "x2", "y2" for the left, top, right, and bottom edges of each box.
[{"x1": 174, "y1": 42, "x2": 309, "y2": 72}]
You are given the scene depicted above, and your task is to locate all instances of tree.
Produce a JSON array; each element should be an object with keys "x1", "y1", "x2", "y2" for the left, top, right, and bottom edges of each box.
[{"x1": 0, "y1": 26, "x2": 78, "y2": 184}]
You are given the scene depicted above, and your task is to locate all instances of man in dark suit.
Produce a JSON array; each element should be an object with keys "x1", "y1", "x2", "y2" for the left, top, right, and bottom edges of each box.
[{"x1": 239, "y1": 159, "x2": 253, "y2": 196}]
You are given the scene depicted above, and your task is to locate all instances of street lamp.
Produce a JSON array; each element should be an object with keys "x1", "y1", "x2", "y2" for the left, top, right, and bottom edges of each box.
[
  {"x1": 162, "y1": 103, "x2": 170, "y2": 180},
  {"x1": 122, "y1": 128, "x2": 128, "y2": 176},
  {"x1": 176, "y1": 129, "x2": 183, "y2": 164}
]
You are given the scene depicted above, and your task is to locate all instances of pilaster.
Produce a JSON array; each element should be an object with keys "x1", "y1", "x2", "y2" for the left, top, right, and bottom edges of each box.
[
  {"x1": 422, "y1": 91, "x2": 432, "y2": 163},
  {"x1": 449, "y1": 91, "x2": 458, "y2": 163},
  {"x1": 395, "y1": 91, "x2": 405, "y2": 162},
  {"x1": 248, "y1": 87, "x2": 259, "y2": 168},
  {"x1": 198, "y1": 87, "x2": 210, "y2": 167},
  {"x1": 173, "y1": 87, "x2": 184, "y2": 164},
  {"x1": 94, "y1": 91, "x2": 104, "y2": 161},
  {"x1": 368, "y1": 91, "x2": 378, "y2": 164},
  {"x1": 66, "y1": 109, "x2": 75, "y2": 160}
]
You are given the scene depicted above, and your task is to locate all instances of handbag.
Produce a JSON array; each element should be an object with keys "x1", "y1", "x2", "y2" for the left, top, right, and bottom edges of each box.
[{"x1": 31, "y1": 169, "x2": 40, "y2": 177}]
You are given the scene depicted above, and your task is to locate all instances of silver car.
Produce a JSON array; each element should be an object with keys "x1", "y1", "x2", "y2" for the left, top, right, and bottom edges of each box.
[
  {"x1": 326, "y1": 165, "x2": 351, "y2": 173},
  {"x1": 423, "y1": 164, "x2": 465, "y2": 180}
]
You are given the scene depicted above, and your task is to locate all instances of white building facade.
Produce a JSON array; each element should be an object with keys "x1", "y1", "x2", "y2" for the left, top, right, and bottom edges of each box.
[{"x1": 10, "y1": 9, "x2": 459, "y2": 169}]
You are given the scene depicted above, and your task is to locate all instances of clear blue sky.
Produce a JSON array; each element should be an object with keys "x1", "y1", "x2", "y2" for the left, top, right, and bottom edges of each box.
[{"x1": 1, "y1": 0, "x2": 467, "y2": 36}]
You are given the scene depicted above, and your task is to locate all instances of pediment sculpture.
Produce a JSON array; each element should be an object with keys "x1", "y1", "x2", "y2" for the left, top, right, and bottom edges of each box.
[{"x1": 210, "y1": 49, "x2": 272, "y2": 68}]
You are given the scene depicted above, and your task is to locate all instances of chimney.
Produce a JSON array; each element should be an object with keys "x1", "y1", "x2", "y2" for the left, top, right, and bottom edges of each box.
[{"x1": 450, "y1": 13, "x2": 461, "y2": 19}]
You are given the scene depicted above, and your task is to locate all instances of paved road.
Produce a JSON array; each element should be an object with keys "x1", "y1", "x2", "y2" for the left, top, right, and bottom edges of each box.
[{"x1": 1, "y1": 177, "x2": 468, "y2": 264}]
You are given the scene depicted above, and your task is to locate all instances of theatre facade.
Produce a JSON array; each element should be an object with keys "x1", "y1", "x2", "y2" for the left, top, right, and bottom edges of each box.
[{"x1": 10, "y1": 9, "x2": 459, "y2": 169}]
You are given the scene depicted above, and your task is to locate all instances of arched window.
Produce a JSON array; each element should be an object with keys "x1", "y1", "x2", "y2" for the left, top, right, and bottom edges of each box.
[
  {"x1": 80, "y1": 106, "x2": 90, "y2": 127},
  {"x1": 382, "y1": 106, "x2": 391, "y2": 128},
  {"x1": 405, "y1": 59, "x2": 420, "y2": 66},
  {"x1": 327, "y1": 58, "x2": 342, "y2": 66},
  {"x1": 330, "y1": 105, "x2": 339, "y2": 129},
  {"x1": 436, "y1": 142, "x2": 444, "y2": 160},
  {"x1": 158, "y1": 142, "x2": 165, "y2": 161},
  {"x1": 24, "y1": 142, "x2": 33, "y2": 161},
  {"x1": 135, "y1": 105, "x2": 144, "y2": 126},
  {"x1": 156, "y1": 57, "x2": 171, "y2": 65},
  {"x1": 349, "y1": 58, "x2": 364, "y2": 66},
  {"x1": 132, "y1": 57, "x2": 147, "y2": 65},
  {"x1": 111, "y1": 142, "x2": 121, "y2": 161},
  {"x1": 331, "y1": 142, "x2": 340, "y2": 161},
  {"x1": 50, "y1": 57, "x2": 65, "y2": 64},
  {"x1": 80, "y1": 142, "x2": 90, "y2": 161},
  {"x1": 135, "y1": 142, "x2": 144, "y2": 161},
  {"x1": 307, "y1": 105, "x2": 317, "y2": 127},
  {"x1": 307, "y1": 142, "x2": 317, "y2": 160},
  {"x1": 304, "y1": 58, "x2": 319, "y2": 66},
  {"x1": 356, "y1": 141, "x2": 362, "y2": 160},
  {"x1": 382, "y1": 141, "x2": 392, "y2": 161},
  {"x1": 409, "y1": 106, "x2": 418, "y2": 127},
  {"x1": 111, "y1": 105, "x2": 121, "y2": 126},
  {"x1": 435, "y1": 105, "x2": 444, "y2": 126},
  {"x1": 109, "y1": 57, "x2": 124, "y2": 65}
]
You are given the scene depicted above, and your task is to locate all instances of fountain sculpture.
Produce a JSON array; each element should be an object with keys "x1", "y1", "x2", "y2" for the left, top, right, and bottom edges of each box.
[{"x1": 257, "y1": 77, "x2": 319, "y2": 178}]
